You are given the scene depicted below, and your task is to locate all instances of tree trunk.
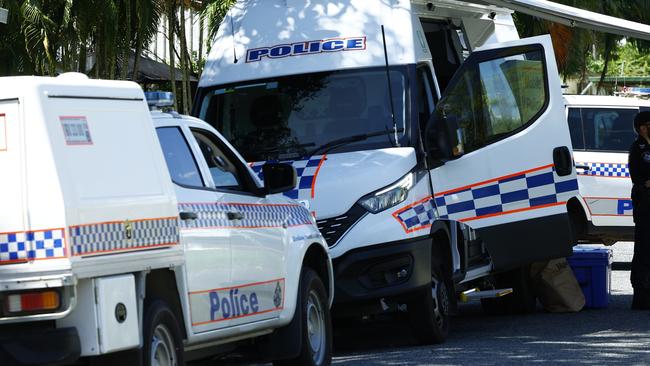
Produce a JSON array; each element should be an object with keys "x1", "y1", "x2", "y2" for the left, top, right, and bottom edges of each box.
[
  {"x1": 598, "y1": 34, "x2": 615, "y2": 94},
  {"x1": 178, "y1": 1, "x2": 190, "y2": 114},
  {"x1": 168, "y1": 3, "x2": 178, "y2": 110},
  {"x1": 198, "y1": 14, "x2": 204, "y2": 67},
  {"x1": 121, "y1": 0, "x2": 132, "y2": 80},
  {"x1": 132, "y1": 0, "x2": 143, "y2": 83}
]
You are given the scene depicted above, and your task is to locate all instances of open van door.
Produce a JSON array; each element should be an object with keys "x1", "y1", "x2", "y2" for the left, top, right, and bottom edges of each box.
[{"x1": 426, "y1": 35, "x2": 578, "y2": 270}]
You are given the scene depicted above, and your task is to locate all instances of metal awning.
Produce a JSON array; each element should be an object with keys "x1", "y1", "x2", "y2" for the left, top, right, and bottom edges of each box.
[{"x1": 478, "y1": 0, "x2": 650, "y2": 41}]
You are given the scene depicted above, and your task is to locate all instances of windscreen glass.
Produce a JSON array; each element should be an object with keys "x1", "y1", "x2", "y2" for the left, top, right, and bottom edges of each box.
[{"x1": 198, "y1": 67, "x2": 409, "y2": 161}]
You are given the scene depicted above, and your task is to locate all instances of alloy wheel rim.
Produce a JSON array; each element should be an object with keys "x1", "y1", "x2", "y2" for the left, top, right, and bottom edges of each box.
[
  {"x1": 151, "y1": 323, "x2": 177, "y2": 366},
  {"x1": 306, "y1": 290, "x2": 326, "y2": 364},
  {"x1": 431, "y1": 275, "x2": 449, "y2": 328}
]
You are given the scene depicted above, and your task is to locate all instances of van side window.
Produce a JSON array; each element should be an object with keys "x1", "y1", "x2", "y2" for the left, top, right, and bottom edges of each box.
[
  {"x1": 191, "y1": 129, "x2": 243, "y2": 191},
  {"x1": 581, "y1": 108, "x2": 637, "y2": 152},
  {"x1": 436, "y1": 49, "x2": 546, "y2": 154},
  {"x1": 156, "y1": 127, "x2": 205, "y2": 188},
  {"x1": 567, "y1": 107, "x2": 585, "y2": 150}
]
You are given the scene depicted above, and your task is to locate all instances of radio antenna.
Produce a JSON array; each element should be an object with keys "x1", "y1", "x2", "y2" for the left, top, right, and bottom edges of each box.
[
  {"x1": 381, "y1": 25, "x2": 399, "y2": 147},
  {"x1": 230, "y1": 14, "x2": 238, "y2": 63}
]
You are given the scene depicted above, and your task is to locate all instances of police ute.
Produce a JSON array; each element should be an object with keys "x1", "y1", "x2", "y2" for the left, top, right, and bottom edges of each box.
[
  {"x1": 195, "y1": 0, "x2": 650, "y2": 343},
  {"x1": 565, "y1": 95, "x2": 650, "y2": 245},
  {"x1": 0, "y1": 76, "x2": 334, "y2": 366}
]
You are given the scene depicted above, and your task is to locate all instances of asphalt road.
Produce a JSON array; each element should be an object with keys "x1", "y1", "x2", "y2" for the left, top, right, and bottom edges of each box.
[{"x1": 199, "y1": 242, "x2": 650, "y2": 365}]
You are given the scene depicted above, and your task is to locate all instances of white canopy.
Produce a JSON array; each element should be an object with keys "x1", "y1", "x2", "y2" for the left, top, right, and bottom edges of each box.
[{"x1": 479, "y1": 0, "x2": 650, "y2": 41}]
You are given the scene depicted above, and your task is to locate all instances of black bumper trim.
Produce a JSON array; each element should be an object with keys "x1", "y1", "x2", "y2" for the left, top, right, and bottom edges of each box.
[
  {"x1": 0, "y1": 326, "x2": 80, "y2": 366},
  {"x1": 332, "y1": 236, "x2": 432, "y2": 304}
]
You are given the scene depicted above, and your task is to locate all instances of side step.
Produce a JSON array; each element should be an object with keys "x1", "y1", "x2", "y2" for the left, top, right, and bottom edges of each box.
[{"x1": 459, "y1": 288, "x2": 513, "y2": 302}]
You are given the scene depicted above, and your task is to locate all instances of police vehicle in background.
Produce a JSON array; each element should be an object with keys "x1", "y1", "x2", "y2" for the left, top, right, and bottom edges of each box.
[
  {"x1": 565, "y1": 95, "x2": 650, "y2": 245},
  {"x1": 194, "y1": 0, "x2": 650, "y2": 343},
  {"x1": 0, "y1": 77, "x2": 333, "y2": 366}
]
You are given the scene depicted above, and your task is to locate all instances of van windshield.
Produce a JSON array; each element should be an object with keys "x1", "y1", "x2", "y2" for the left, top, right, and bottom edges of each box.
[{"x1": 198, "y1": 66, "x2": 409, "y2": 161}]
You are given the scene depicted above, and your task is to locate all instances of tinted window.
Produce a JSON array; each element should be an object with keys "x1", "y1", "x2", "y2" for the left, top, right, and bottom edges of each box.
[
  {"x1": 581, "y1": 108, "x2": 637, "y2": 152},
  {"x1": 191, "y1": 130, "x2": 242, "y2": 191},
  {"x1": 567, "y1": 107, "x2": 584, "y2": 149},
  {"x1": 198, "y1": 66, "x2": 409, "y2": 161},
  {"x1": 435, "y1": 49, "x2": 546, "y2": 154},
  {"x1": 156, "y1": 127, "x2": 204, "y2": 187}
]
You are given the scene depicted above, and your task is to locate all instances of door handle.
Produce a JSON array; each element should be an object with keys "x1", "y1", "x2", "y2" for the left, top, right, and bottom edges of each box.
[
  {"x1": 575, "y1": 164, "x2": 591, "y2": 171},
  {"x1": 180, "y1": 211, "x2": 198, "y2": 221},
  {"x1": 553, "y1": 146, "x2": 572, "y2": 177},
  {"x1": 227, "y1": 211, "x2": 244, "y2": 220}
]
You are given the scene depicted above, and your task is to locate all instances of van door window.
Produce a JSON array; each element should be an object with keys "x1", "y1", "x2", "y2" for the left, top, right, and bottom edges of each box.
[
  {"x1": 581, "y1": 108, "x2": 638, "y2": 152},
  {"x1": 567, "y1": 107, "x2": 585, "y2": 150},
  {"x1": 436, "y1": 49, "x2": 546, "y2": 154},
  {"x1": 156, "y1": 127, "x2": 205, "y2": 188}
]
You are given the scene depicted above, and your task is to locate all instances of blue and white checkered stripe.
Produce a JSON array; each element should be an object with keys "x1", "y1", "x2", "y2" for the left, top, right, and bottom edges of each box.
[
  {"x1": 249, "y1": 155, "x2": 325, "y2": 199},
  {"x1": 179, "y1": 203, "x2": 313, "y2": 228},
  {"x1": 577, "y1": 162, "x2": 629, "y2": 177},
  {"x1": 435, "y1": 166, "x2": 578, "y2": 221},
  {"x1": 394, "y1": 198, "x2": 437, "y2": 232},
  {"x1": 0, "y1": 229, "x2": 66, "y2": 263},
  {"x1": 70, "y1": 218, "x2": 179, "y2": 256}
]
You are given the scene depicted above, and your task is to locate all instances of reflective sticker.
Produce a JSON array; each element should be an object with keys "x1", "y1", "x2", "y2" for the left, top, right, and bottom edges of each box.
[
  {"x1": 246, "y1": 37, "x2": 366, "y2": 63},
  {"x1": 189, "y1": 278, "x2": 285, "y2": 327},
  {"x1": 60, "y1": 116, "x2": 93, "y2": 145},
  {"x1": 582, "y1": 197, "x2": 633, "y2": 217},
  {"x1": 0, "y1": 114, "x2": 6, "y2": 151}
]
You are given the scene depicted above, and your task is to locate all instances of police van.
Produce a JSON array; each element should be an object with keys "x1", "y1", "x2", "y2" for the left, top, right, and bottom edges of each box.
[
  {"x1": 0, "y1": 76, "x2": 333, "y2": 366},
  {"x1": 195, "y1": 0, "x2": 650, "y2": 343},
  {"x1": 565, "y1": 95, "x2": 650, "y2": 244}
]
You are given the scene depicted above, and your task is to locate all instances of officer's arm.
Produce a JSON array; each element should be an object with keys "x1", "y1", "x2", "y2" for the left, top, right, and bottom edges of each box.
[{"x1": 629, "y1": 144, "x2": 644, "y2": 185}]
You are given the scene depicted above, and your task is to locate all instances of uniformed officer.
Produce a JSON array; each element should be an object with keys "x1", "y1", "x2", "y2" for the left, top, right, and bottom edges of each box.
[{"x1": 629, "y1": 111, "x2": 650, "y2": 309}]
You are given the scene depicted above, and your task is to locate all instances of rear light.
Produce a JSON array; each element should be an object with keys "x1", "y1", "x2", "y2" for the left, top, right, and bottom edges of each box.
[{"x1": 5, "y1": 290, "x2": 60, "y2": 314}]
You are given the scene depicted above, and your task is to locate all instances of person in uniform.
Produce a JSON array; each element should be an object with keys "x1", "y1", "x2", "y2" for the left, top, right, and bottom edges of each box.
[{"x1": 629, "y1": 111, "x2": 650, "y2": 309}]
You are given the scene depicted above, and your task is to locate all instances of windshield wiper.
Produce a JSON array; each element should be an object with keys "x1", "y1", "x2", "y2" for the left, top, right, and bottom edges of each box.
[{"x1": 308, "y1": 128, "x2": 404, "y2": 157}]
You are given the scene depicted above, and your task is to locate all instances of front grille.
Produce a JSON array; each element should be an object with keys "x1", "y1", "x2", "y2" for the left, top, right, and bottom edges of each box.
[{"x1": 316, "y1": 205, "x2": 367, "y2": 247}]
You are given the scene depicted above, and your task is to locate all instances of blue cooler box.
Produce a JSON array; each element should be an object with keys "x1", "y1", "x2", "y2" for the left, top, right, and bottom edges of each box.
[{"x1": 567, "y1": 246, "x2": 612, "y2": 308}]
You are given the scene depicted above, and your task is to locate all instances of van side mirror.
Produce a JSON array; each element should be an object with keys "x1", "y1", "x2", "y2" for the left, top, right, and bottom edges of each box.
[
  {"x1": 262, "y1": 163, "x2": 297, "y2": 194},
  {"x1": 424, "y1": 109, "x2": 464, "y2": 166}
]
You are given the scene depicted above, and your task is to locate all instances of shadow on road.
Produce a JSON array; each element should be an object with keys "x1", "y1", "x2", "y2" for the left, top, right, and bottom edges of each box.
[{"x1": 333, "y1": 292, "x2": 650, "y2": 365}]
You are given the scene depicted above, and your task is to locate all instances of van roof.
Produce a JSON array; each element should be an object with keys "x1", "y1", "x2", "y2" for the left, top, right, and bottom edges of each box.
[
  {"x1": 200, "y1": 0, "x2": 511, "y2": 88},
  {"x1": 0, "y1": 75, "x2": 144, "y2": 101},
  {"x1": 563, "y1": 95, "x2": 650, "y2": 108}
]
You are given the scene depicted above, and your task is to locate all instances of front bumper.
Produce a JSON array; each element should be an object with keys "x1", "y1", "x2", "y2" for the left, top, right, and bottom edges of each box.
[
  {"x1": 0, "y1": 323, "x2": 80, "y2": 365},
  {"x1": 332, "y1": 236, "x2": 431, "y2": 304}
]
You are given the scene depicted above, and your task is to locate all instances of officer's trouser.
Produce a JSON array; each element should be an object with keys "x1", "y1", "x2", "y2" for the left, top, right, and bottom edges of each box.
[{"x1": 632, "y1": 218, "x2": 650, "y2": 308}]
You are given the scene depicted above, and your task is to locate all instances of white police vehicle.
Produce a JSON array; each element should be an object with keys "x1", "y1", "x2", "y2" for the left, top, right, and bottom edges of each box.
[
  {"x1": 0, "y1": 77, "x2": 333, "y2": 366},
  {"x1": 195, "y1": 0, "x2": 650, "y2": 343},
  {"x1": 565, "y1": 95, "x2": 650, "y2": 244}
]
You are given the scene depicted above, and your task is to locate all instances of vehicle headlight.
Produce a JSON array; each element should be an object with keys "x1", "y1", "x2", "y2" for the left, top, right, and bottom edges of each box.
[{"x1": 358, "y1": 172, "x2": 414, "y2": 214}]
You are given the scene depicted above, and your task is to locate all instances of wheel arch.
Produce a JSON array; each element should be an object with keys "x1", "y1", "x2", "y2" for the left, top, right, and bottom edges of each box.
[
  {"x1": 302, "y1": 242, "x2": 333, "y2": 305},
  {"x1": 144, "y1": 268, "x2": 187, "y2": 340}
]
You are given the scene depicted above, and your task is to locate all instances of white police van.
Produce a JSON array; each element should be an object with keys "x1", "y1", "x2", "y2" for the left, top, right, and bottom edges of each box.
[
  {"x1": 0, "y1": 76, "x2": 333, "y2": 366},
  {"x1": 195, "y1": 0, "x2": 650, "y2": 343},
  {"x1": 565, "y1": 95, "x2": 650, "y2": 244}
]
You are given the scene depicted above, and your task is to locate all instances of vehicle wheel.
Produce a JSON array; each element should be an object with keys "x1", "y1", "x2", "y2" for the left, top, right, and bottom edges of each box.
[
  {"x1": 408, "y1": 265, "x2": 451, "y2": 344},
  {"x1": 143, "y1": 300, "x2": 185, "y2": 366},
  {"x1": 481, "y1": 266, "x2": 536, "y2": 315},
  {"x1": 274, "y1": 268, "x2": 332, "y2": 366}
]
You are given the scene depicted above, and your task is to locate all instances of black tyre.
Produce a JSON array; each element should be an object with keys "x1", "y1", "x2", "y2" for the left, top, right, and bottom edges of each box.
[
  {"x1": 408, "y1": 265, "x2": 451, "y2": 344},
  {"x1": 143, "y1": 300, "x2": 185, "y2": 366},
  {"x1": 481, "y1": 266, "x2": 536, "y2": 315},
  {"x1": 274, "y1": 268, "x2": 332, "y2": 366}
]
